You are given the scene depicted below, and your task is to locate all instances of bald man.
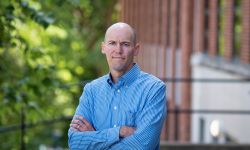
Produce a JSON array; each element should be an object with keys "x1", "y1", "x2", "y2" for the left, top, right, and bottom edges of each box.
[{"x1": 68, "y1": 22, "x2": 167, "y2": 150}]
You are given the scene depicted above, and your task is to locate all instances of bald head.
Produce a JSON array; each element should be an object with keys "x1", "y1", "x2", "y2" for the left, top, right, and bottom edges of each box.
[{"x1": 104, "y1": 22, "x2": 137, "y2": 45}]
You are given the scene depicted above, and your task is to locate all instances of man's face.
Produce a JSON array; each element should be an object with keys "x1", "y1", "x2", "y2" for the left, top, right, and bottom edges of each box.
[{"x1": 102, "y1": 26, "x2": 139, "y2": 73}]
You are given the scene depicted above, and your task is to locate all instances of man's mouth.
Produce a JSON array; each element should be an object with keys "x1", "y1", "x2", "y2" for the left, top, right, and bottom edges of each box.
[{"x1": 112, "y1": 56, "x2": 124, "y2": 59}]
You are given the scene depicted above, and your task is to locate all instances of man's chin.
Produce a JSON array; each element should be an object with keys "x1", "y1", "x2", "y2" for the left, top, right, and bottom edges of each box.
[
  {"x1": 111, "y1": 64, "x2": 126, "y2": 72},
  {"x1": 113, "y1": 66, "x2": 125, "y2": 72}
]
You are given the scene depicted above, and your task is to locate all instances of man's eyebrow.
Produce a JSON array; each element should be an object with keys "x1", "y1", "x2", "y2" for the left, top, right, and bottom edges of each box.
[
  {"x1": 121, "y1": 41, "x2": 132, "y2": 43},
  {"x1": 107, "y1": 39, "x2": 117, "y2": 41},
  {"x1": 106, "y1": 40, "x2": 131, "y2": 43},
  {"x1": 106, "y1": 40, "x2": 116, "y2": 43}
]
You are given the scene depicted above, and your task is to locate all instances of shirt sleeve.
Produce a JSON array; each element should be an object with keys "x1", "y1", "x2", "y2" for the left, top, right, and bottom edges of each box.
[
  {"x1": 109, "y1": 82, "x2": 167, "y2": 150},
  {"x1": 68, "y1": 83, "x2": 120, "y2": 150}
]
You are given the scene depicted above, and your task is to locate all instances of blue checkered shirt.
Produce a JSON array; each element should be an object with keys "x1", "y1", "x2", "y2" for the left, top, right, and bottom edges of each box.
[{"x1": 68, "y1": 64, "x2": 167, "y2": 150}]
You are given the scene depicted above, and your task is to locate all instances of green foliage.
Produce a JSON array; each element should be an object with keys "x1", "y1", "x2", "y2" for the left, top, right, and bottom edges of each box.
[
  {"x1": 234, "y1": 0, "x2": 242, "y2": 55},
  {"x1": 218, "y1": 0, "x2": 242, "y2": 56},
  {"x1": 0, "y1": 0, "x2": 118, "y2": 149},
  {"x1": 218, "y1": 0, "x2": 225, "y2": 56}
]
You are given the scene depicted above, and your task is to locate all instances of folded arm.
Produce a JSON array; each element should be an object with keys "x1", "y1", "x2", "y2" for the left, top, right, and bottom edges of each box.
[
  {"x1": 68, "y1": 84, "x2": 120, "y2": 149},
  {"x1": 68, "y1": 125, "x2": 120, "y2": 150},
  {"x1": 69, "y1": 116, "x2": 136, "y2": 149},
  {"x1": 68, "y1": 84, "x2": 136, "y2": 149},
  {"x1": 109, "y1": 82, "x2": 167, "y2": 150}
]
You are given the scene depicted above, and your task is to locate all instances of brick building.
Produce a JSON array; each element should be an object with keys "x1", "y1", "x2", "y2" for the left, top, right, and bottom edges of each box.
[{"x1": 119, "y1": 0, "x2": 250, "y2": 143}]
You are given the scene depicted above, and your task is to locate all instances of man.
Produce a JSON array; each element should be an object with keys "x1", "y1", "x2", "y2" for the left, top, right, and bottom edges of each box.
[{"x1": 68, "y1": 22, "x2": 167, "y2": 150}]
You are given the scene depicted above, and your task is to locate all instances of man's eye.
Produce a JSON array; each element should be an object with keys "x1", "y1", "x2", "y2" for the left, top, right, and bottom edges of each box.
[
  {"x1": 108, "y1": 42, "x2": 116, "y2": 45},
  {"x1": 123, "y1": 43, "x2": 130, "y2": 47}
]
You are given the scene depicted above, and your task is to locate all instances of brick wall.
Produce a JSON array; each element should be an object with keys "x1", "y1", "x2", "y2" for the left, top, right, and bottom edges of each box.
[
  {"x1": 193, "y1": 0, "x2": 205, "y2": 53},
  {"x1": 241, "y1": 0, "x2": 250, "y2": 64},
  {"x1": 224, "y1": 0, "x2": 234, "y2": 60},
  {"x1": 119, "y1": 0, "x2": 250, "y2": 143},
  {"x1": 208, "y1": 0, "x2": 218, "y2": 57}
]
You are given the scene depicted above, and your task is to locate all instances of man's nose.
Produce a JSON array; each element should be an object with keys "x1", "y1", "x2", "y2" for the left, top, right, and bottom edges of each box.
[{"x1": 114, "y1": 43, "x2": 122, "y2": 53}]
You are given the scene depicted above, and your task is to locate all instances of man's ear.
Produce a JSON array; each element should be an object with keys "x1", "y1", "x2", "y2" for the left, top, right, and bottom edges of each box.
[
  {"x1": 101, "y1": 42, "x2": 106, "y2": 54},
  {"x1": 133, "y1": 43, "x2": 140, "y2": 56}
]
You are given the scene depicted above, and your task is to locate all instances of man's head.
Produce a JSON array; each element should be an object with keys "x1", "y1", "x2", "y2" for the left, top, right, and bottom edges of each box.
[
  {"x1": 102, "y1": 22, "x2": 139, "y2": 76},
  {"x1": 104, "y1": 23, "x2": 137, "y2": 46}
]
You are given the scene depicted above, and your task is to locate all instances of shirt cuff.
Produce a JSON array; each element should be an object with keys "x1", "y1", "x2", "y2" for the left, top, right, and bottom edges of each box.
[{"x1": 106, "y1": 126, "x2": 120, "y2": 143}]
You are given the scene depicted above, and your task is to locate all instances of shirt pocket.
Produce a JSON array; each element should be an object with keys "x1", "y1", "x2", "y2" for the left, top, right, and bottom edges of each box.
[{"x1": 121, "y1": 110, "x2": 136, "y2": 127}]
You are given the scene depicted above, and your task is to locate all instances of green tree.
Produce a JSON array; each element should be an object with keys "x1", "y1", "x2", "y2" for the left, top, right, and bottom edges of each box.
[{"x1": 0, "y1": 0, "x2": 118, "y2": 149}]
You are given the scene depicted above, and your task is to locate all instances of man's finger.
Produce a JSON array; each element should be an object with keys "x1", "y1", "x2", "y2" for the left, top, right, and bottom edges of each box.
[
  {"x1": 77, "y1": 116, "x2": 92, "y2": 127},
  {"x1": 72, "y1": 115, "x2": 95, "y2": 131},
  {"x1": 82, "y1": 118, "x2": 92, "y2": 127},
  {"x1": 119, "y1": 126, "x2": 136, "y2": 138},
  {"x1": 72, "y1": 118, "x2": 85, "y2": 126},
  {"x1": 70, "y1": 123, "x2": 80, "y2": 131},
  {"x1": 71, "y1": 119, "x2": 79, "y2": 124}
]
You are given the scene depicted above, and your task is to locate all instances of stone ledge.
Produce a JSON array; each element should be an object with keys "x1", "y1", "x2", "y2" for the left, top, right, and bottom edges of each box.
[{"x1": 191, "y1": 53, "x2": 250, "y2": 77}]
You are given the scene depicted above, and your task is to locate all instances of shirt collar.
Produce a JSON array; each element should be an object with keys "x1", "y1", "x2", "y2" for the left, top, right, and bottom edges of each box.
[{"x1": 106, "y1": 63, "x2": 141, "y2": 87}]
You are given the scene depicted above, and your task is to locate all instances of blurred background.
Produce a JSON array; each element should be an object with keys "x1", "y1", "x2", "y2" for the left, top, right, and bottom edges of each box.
[{"x1": 1, "y1": 0, "x2": 250, "y2": 149}]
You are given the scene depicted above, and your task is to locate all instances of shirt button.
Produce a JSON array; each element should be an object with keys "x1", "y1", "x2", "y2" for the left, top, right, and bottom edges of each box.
[
  {"x1": 114, "y1": 125, "x2": 117, "y2": 127},
  {"x1": 114, "y1": 106, "x2": 117, "y2": 110},
  {"x1": 117, "y1": 89, "x2": 120, "y2": 93}
]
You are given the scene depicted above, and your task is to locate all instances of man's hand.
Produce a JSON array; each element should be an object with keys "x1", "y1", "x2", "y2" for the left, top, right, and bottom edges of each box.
[
  {"x1": 119, "y1": 126, "x2": 135, "y2": 138},
  {"x1": 70, "y1": 115, "x2": 95, "y2": 132}
]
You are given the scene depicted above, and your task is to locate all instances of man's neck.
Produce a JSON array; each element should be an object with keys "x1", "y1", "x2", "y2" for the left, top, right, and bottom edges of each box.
[
  {"x1": 110, "y1": 63, "x2": 135, "y2": 83},
  {"x1": 110, "y1": 71, "x2": 124, "y2": 83}
]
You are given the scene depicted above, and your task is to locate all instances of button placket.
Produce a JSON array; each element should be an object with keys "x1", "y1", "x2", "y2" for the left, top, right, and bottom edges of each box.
[{"x1": 113, "y1": 88, "x2": 120, "y2": 128}]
